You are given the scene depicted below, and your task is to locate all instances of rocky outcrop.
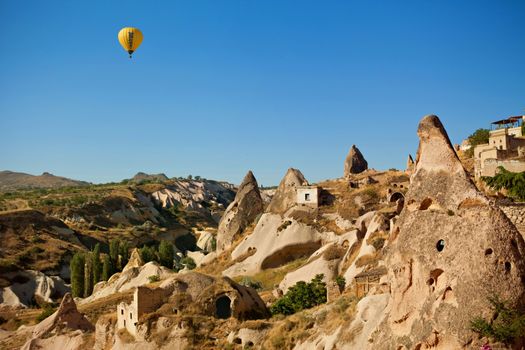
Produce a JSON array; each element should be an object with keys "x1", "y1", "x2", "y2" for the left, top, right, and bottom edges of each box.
[
  {"x1": 82, "y1": 262, "x2": 175, "y2": 304},
  {"x1": 196, "y1": 230, "x2": 215, "y2": 252},
  {"x1": 368, "y1": 115, "x2": 525, "y2": 349},
  {"x1": 216, "y1": 171, "x2": 264, "y2": 252},
  {"x1": 344, "y1": 145, "x2": 368, "y2": 176},
  {"x1": 224, "y1": 214, "x2": 330, "y2": 277},
  {"x1": 406, "y1": 154, "x2": 415, "y2": 173},
  {"x1": 0, "y1": 270, "x2": 69, "y2": 307},
  {"x1": 122, "y1": 248, "x2": 144, "y2": 272},
  {"x1": 130, "y1": 172, "x2": 169, "y2": 184},
  {"x1": 21, "y1": 293, "x2": 93, "y2": 350},
  {"x1": 265, "y1": 168, "x2": 307, "y2": 214}
]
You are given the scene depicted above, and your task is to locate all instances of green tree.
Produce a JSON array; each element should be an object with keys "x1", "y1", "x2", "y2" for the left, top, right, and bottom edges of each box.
[
  {"x1": 158, "y1": 240, "x2": 174, "y2": 268},
  {"x1": 482, "y1": 167, "x2": 525, "y2": 201},
  {"x1": 139, "y1": 245, "x2": 157, "y2": 263},
  {"x1": 84, "y1": 253, "x2": 94, "y2": 297},
  {"x1": 270, "y1": 274, "x2": 327, "y2": 316},
  {"x1": 109, "y1": 239, "x2": 120, "y2": 270},
  {"x1": 102, "y1": 254, "x2": 112, "y2": 281},
  {"x1": 70, "y1": 252, "x2": 85, "y2": 298},
  {"x1": 466, "y1": 128, "x2": 490, "y2": 157},
  {"x1": 92, "y1": 243, "x2": 102, "y2": 285},
  {"x1": 180, "y1": 256, "x2": 196, "y2": 270},
  {"x1": 119, "y1": 241, "x2": 130, "y2": 268}
]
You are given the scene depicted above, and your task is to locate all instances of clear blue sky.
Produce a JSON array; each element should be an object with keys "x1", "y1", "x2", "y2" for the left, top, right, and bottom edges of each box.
[{"x1": 1, "y1": 1, "x2": 524, "y2": 186}]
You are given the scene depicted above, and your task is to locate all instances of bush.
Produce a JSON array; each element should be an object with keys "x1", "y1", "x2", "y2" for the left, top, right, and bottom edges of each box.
[
  {"x1": 180, "y1": 256, "x2": 196, "y2": 270},
  {"x1": 335, "y1": 275, "x2": 346, "y2": 291},
  {"x1": 240, "y1": 277, "x2": 262, "y2": 290},
  {"x1": 148, "y1": 275, "x2": 160, "y2": 283},
  {"x1": 158, "y1": 240, "x2": 174, "y2": 268},
  {"x1": 36, "y1": 304, "x2": 56, "y2": 322},
  {"x1": 471, "y1": 295, "x2": 525, "y2": 344},
  {"x1": 139, "y1": 245, "x2": 157, "y2": 263},
  {"x1": 482, "y1": 167, "x2": 525, "y2": 201},
  {"x1": 270, "y1": 274, "x2": 327, "y2": 316}
]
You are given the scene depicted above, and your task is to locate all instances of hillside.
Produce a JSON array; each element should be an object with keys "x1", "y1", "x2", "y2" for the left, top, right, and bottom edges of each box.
[{"x1": 0, "y1": 171, "x2": 90, "y2": 191}]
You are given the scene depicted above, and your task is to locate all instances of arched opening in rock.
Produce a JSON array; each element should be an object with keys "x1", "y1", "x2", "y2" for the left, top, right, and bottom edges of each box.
[
  {"x1": 233, "y1": 338, "x2": 242, "y2": 344},
  {"x1": 505, "y1": 262, "x2": 511, "y2": 273},
  {"x1": 511, "y1": 239, "x2": 517, "y2": 248},
  {"x1": 215, "y1": 295, "x2": 232, "y2": 319},
  {"x1": 419, "y1": 198, "x2": 433, "y2": 210},
  {"x1": 247, "y1": 341, "x2": 254, "y2": 347},
  {"x1": 436, "y1": 240, "x2": 445, "y2": 252},
  {"x1": 389, "y1": 192, "x2": 405, "y2": 203},
  {"x1": 485, "y1": 248, "x2": 493, "y2": 256}
]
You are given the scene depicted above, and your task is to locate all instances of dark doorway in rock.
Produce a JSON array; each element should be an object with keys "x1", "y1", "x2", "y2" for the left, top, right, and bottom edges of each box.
[
  {"x1": 436, "y1": 239, "x2": 445, "y2": 252},
  {"x1": 216, "y1": 295, "x2": 231, "y2": 319}
]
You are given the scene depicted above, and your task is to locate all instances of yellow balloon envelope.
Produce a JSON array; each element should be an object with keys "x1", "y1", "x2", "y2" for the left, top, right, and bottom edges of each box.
[{"x1": 118, "y1": 27, "x2": 143, "y2": 58}]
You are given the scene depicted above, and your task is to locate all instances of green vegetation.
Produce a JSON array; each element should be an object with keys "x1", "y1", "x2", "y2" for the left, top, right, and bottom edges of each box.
[
  {"x1": 102, "y1": 255, "x2": 111, "y2": 281},
  {"x1": 36, "y1": 304, "x2": 56, "y2": 322},
  {"x1": 139, "y1": 244, "x2": 157, "y2": 263},
  {"x1": 180, "y1": 256, "x2": 196, "y2": 270},
  {"x1": 482, "y1": 167, "x2": 525, "y2": 201},
  {"x1": 466, "y1": 128, "x2": 490, "y2": 157},
  {"x1": 335, "y1": 275, "x2": 346, "y2": 291},
  {"x1": 148, "y1": 275, "x2": 160, "y2": 283},
  {"x1": 92, "y1": 243, "x2": 102, "y2": 286},
  {"x1": 158, "y1": 240, "x2": 174, "y2": 268},
  {"x1": 471, "y1": 295, "x2": 525, "y2": 344},
  {"x1": 270, "y1": 274, "x2": 327, "y2": 316},
  {"x1": 240, "y1": 277, "x2": 263, "y2": 291},
  {"x1": 70, "y1": 252, "x2": 85, "y2": 298},
  {"x1": 84, "y1": 253, "x2": 94, "y2": 297}
]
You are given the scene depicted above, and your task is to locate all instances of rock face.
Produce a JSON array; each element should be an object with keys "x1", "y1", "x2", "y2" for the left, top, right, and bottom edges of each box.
[
  {"x1": 265, "y1": 168, "x2": 307, "y2": 214},
  {"x1": 406, "y1": 154, "x2": 415, "y2": 173},
  {"x1": 123, "y1": 248, "x2": 144, "y2": 272},
  {"x1": 22, "y1": 293, "x2": 93, "y2": 350},
  {"x1": 0, "y1": 270, "x2": 69, "y2": 307},
  {"x1": 216, "y1": 171, "x2": 264, "y2": 253},
  {"x1": 369, "y1": 115, "x2": 525, "y2": 349},
  {"x1": 344, "y1": 145, "x2": 368, "y2": 176}
]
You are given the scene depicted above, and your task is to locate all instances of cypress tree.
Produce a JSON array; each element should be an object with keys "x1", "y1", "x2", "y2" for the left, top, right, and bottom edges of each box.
[
  {"x1": 102, "y1": 254, "x2": 112, "y2": 281},
  {"x1": 70, "y1": 252, "x2": 85, "y2": 298},
  {"x1": 109, "y1": 239, "x2": 120, "y2": 270},
  {"x1": 84, "y1": 253, "x2": 94, "y2": 297},
  {"x1": 158, "y1": 240, "x2": 174, "y2": 268},
  {"x1": 92, "y1": 243, "x2": 102, "y2": 285},
  {"x1": 119, "y1": 240, "x2": 130, "y2": 268}
]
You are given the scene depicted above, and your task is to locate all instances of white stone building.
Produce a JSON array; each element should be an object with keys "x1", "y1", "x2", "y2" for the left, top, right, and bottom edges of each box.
[{"x1": 296, "y1": 186, "x2": 319, "y2": 207}]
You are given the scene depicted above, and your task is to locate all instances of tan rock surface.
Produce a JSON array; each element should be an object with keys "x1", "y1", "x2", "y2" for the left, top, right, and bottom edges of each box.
[{"x1": 367, "y1": 115, "x2": 525, "y2": 349}]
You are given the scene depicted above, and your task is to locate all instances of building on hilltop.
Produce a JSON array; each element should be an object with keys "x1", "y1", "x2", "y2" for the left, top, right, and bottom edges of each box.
[
  {"x1": 474, "y1": 115, "x2": 525, "y2": 178},
  {"x1": 296, "y1": 185, "x2": 320, "y2": 207}
]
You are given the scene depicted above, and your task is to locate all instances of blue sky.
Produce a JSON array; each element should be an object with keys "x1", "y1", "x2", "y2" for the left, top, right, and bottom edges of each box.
[{"x1": 1, "y1": 1, "x2": 524, "y2": 186}]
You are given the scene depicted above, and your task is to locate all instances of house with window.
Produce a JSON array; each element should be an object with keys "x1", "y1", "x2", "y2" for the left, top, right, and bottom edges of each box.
[
  {"x1": 296, "y1": 186, "x2": 320, "y2": 207},
  {"x1": 474, "y1": 116, "x2": 525, "y2": 178}
]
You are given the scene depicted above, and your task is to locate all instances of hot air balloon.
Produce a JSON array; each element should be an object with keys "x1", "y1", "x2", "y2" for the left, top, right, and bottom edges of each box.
[{"x1": 118, "y1": 27, "x2": 143, "y2": 58}]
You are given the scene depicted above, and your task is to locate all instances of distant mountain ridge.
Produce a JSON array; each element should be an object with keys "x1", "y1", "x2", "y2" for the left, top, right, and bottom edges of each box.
[{"x1": 0, "y1": 170, "x2": 90, "y2": 191}]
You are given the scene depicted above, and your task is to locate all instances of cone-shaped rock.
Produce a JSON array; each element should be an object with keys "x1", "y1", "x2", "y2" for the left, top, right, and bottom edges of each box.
[
  {"x1": 369, "y1": 115, "x2": 525, "y2": 349},
  {"x1": 123, "y1": 248, "x2": 144, "y2": 272},
  {"x1": 344, "y1": 145, "x2": 368, "y2": 176},
  {"x1": 265, "y1": 168, "x2": 307, "y2": 214},
  {"x1": 31, "y1": 293, "x2": 94, "y2": 339},
  {"x1": 216, "y1": 171, "x2": 264, "y2": 252}
]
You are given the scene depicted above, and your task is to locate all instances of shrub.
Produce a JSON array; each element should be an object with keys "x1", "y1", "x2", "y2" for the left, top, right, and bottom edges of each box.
[
  {"x1": 36, "y1": 304, "x2": 56, "y2": 322},
  {"x1": 158, "y1": 240, "x2": 174, "y2": 268},
  {"x1": 270, "y1": 274, "x2": 327, "y2": 316},
  {"x1": 482, "y1": 167, "x2": 525, "y2": 201},
  {"x1": 471, "y1": 295, "x2": 525, "y2": 344},
  {"x1": 148, "y1": 275, "x2": 160, "y2": 283},
  {"x1": 139, "y1": 245, "x2": 157, "y2": 263},
  {"x1": 277, "y1": 220, "x2": 292, "y2": 232},
  {"x1": 335, "y1": 275, "x2": 346, "y2": 291},
  {"x1": 180, "y1": 256, "x2": 196, "y2": 270},
  {"x1": 240, "y1": 277, "x2": 262, "y2": 291},
  {"x1": 323, "y1": 245, "x2": 345, "y2": 260},
  {"x1": 210, "y1": 237, "x2": 217, "y2": 252}
]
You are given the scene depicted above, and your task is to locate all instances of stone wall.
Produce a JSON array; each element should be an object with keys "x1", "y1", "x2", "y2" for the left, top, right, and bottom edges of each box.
[
  {"x1": 296, "y1": 187, "x2": 319, "y2": 207},
  {"x1": 482, "y1": 158, "x2": 525, "y2": 177},
  {"x1": 499, "y1": 203, "x2": 525, "y2": 228}
]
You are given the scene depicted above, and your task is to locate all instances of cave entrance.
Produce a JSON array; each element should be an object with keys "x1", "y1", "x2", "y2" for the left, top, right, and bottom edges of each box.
[{"x1": 215, "y1": 295, "x2": 231, "y2": 319}]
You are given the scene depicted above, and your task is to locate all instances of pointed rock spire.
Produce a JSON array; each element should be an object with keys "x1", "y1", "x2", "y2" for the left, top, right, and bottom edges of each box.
[
  {"x1": 123, "y1": 248, "x2": 144, "y2": 272},
  {"x1": 266, "y1": 168, "x2": 307, "y2": 214},
  {"x1": 406, "y1": 154, "x2": 415, "y2": 173},
  {"x1": 216, "y1": 170, "x2": 264, "y2": 253},
  {"x1": 344, "y1": 145, "x2": 368, "y2": 177}
]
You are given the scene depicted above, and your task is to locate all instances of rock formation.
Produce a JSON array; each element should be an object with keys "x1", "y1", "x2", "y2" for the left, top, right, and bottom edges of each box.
[
  {"x1": 122, "y1": 248, "x2": 144, "y2": 272},
  {"x1": 22, "y1": 293, "x2": 93, "y2": 350},
  {"x1": 368, "y1": 115, "x2": 525, "y2": 349},
  {"x1": 265, "y1": 168, "x2": 307, "y2": 214},
  {"x1": 406, "y1": 154, "x2": 415, "y2": 173},
  {"x1": 344, "y1": 145, "x2": 368, "y2": 176},
  {"x1": 216, "y1": 171, "x2": 264, "y2": 253}
]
